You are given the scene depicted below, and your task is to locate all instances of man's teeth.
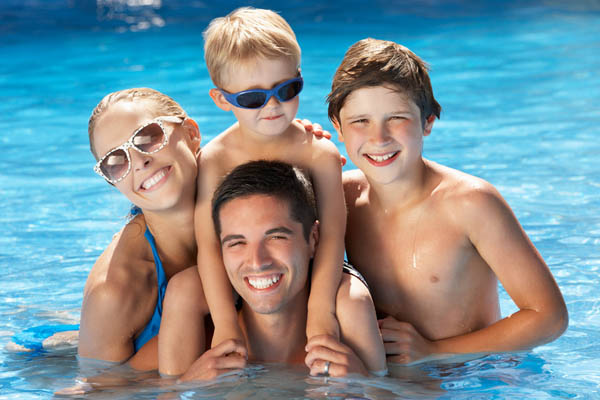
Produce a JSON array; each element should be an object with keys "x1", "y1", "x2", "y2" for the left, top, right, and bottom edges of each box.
[
  {"x1": 248, "y1": 275, "x2": 281, "y2": 289},
  {"x1": 367, "y1": 152, "x2": 397, "y2": 162},
  {"x1": 142, "y1": 168, "x2": 167, "y2": 190}
]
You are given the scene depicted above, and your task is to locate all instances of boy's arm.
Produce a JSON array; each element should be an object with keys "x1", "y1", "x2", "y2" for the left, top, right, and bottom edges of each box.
[
  {"x1": 306, "y1": 141, "x2": 347, "y2": 341},
  {"x1": 194, "y1": 157, "x2": 245, "y2": 349},
  {"x1": 381, "y1": 184, "x2": 568, "y2": 362}
]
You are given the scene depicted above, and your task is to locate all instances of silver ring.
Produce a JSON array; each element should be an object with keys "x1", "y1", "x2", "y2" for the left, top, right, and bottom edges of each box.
[{"x1": 323, "y1": 361, "x2": 330, "y2": 376}]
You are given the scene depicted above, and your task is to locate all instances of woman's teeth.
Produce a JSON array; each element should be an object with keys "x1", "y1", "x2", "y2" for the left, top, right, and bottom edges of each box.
[{"x1": 142, "y1": 168, "x2": 167, "y2": 190}]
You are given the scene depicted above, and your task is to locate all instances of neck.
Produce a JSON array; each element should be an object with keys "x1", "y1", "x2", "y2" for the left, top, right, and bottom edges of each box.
[
  {"x1": 139, "y1": 200, "x2": 196, "y2": 278},
  {"x1": 236, "y1": 120, "x2": 301, "y2": 149},
  {"x1": 239, "y1": 286, "x2": 309, "y2": 365},
  {"x1": 367, "y1": 158, "x2": 432, "y2": 211}
]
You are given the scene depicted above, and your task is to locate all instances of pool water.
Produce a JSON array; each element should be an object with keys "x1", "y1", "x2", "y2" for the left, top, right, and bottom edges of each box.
[{"x1": 1, "y1": 0, "x2": 599, "y2": 398}]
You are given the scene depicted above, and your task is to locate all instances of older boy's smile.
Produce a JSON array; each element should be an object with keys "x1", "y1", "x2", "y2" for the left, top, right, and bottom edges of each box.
[{"x1": 364, "y1": 151, "x2": 400, "y2": 166}]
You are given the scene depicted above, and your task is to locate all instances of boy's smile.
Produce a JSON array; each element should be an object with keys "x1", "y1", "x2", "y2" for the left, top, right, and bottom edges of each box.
[{"x1": 335, "y1": 85, "x2": 433, "y2": 185}]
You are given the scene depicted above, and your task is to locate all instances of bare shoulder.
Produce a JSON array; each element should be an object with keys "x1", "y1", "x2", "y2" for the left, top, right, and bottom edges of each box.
[
  {"x1": 83, "y1": 217, "x2": 153, "y2": 310},
  {"x1": 430, "y1": 161, "x2": 507, "y2": 220}
]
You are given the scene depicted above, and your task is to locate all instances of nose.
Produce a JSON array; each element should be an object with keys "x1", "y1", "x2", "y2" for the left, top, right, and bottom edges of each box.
[
  {"x1": 246, "y1": 241, "x2": 272, "y2": 270},
  {"x1": 370, "y1": 123, "x2": 392, "y2": 146},
  {"x1": 264, "y1": 94, "x2": 281, "y2": 108},
  {"x1": 131, "y1": 149, "x2": 153, "y2": 171}
]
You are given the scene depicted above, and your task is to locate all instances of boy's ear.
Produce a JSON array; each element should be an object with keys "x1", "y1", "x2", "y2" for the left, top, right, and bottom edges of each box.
[
  {"x1": 423, "y1": 114, "x2": 436, "y2": 137},
  {"x1": 308, "y1": 220, "x2": 320, "y2": 258},
  {"x1": 209, "y1": 88, "x2": 233, "y2": 112},
  {"x1": 331, "y1": 118, "x2": 344, "y2": 142},
  {"x1": 183, "y1": 118, "x2": 201, "y2": 155}
]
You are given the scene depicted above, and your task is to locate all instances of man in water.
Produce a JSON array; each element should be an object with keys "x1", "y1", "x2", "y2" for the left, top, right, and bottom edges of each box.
[{"x1": 179, "y1": 160, "x2": 387, "y2": 380}]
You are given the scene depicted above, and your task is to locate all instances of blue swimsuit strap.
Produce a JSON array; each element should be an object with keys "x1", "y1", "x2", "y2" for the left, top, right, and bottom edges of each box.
[{"x1": 132, "y1": 225, "x2": 168, "y2": 353}]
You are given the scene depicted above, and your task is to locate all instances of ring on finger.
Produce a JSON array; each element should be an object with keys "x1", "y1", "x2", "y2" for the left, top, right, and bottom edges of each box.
[{"x1": 323, "y1": 360, "x2": 330, "y2": 376}]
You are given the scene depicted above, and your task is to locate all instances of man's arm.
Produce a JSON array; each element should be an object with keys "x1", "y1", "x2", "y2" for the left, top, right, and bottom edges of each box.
[{"x1": 381, "y1": 183, "x2": 568, "y2": 363}]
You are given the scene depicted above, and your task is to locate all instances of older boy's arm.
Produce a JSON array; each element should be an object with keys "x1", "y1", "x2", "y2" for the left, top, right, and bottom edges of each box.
[
  {"x1": 194, "y1": 160, "x2": 245, "y2": 350},
  {"x1": 382, "y1": 185, "x2": 568, "y2": 362},
  {"x1": 306, "y1": 143, "x2": 347, "y2": 341}
]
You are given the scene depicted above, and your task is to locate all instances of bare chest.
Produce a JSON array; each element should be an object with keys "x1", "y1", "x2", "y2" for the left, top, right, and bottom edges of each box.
[{"x1": 345, "y1": 204, "x2": 492, "y2": 322}]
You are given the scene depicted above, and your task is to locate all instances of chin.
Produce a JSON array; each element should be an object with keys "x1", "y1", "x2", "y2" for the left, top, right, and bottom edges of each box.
[{"x1": 246, "y1": 300, "x2": 283, "y2": 315}]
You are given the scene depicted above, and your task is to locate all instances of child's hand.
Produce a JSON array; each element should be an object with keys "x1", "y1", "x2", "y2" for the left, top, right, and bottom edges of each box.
[
  {"x1": 294, "y1": 119, "x2": 347, "y2": 166},
  {"x1": 178, "y1": 339, "x2": 247, "y2": 382},
  {"x1": 295, "y1": 118, "x2": 332, "y2": 139},
  {"x1": 307, "y1": 308, "x2": 340, "y2": 344},
  {"x1": 305, "y1": 334, "x2": 368, "y2": 377},
  {"x1": 378, "y1": 316, "x2": 436, "y2": 364}
]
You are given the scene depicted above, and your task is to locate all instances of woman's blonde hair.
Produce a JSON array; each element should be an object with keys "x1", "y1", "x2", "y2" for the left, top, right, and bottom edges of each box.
[
  {"x1": 203, "y1": 7, "x2": 301, "y2": 88},
  {"x1": 88, "y1": 88, "x2": 187, "y2": 159}
]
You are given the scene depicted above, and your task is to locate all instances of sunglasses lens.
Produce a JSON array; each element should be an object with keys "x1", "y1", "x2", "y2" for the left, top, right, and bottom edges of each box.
[
  {"x1": 236, "y1": 92, "x2": 268, "y2": 109},
  {"x1": 277, "y1": 80, "x2": 302, "y2": 101},
  {"x1": 133, "y1": 122, "x2": 166, "y2": 153},
  {"x1": 100, "y1": 149, "x2": 129, "y2": 182}
]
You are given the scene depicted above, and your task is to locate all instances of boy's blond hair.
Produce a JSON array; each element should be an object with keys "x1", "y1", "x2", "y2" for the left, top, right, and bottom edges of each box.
[
  {"x1": 203, "y1": 7, "x2": 301, "y2": 88},
  {"x1": 328, "y1": 38, "x2": 441, "y2": 127},
  {"x1": 88, "y1": 88, "x2": 187, "y2": 159}
]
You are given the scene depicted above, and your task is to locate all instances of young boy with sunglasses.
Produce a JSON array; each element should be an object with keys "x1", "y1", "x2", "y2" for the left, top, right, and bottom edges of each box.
[
  {"x1": 185, "y1": 8, "x2": 386, "y2": 375},
  {"x1": 328, "y1": 38, "x2": 568, "y2": 363}
]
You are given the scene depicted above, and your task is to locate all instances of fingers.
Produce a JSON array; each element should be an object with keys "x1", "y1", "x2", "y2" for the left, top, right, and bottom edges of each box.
[
  {"x1": 295, "y1": 118, "x2": 333, "y2": 139},
  {"x1": 340, "y1": 154, "x2": 347, "y2": 166},
  {"x1": 309, "y1": 359, "x2": 333, "y2": 377},
  {"x1": 378, "y1": 316, "x2": 410, "y2": 329},
  {"x1": 305, "y1": 335, "x2": 356, "y2": 377},
  {"x1": 305, "y1": 334, "x2": 346, "y2": 353},
  {"x1": 213, "y1": 353, "x2": 247, "y2": 370},
  {"x1": 212, "y1": 338, "x2": 248, "y2": 359},
  {"x1": 177, "y1": 349, "x2": 247, "y2": 383}
]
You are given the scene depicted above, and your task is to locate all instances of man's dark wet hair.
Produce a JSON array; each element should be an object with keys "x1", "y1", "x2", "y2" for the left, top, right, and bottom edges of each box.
[{"x1": 212, "y1": 160, "x2": 317, "y2": 241}]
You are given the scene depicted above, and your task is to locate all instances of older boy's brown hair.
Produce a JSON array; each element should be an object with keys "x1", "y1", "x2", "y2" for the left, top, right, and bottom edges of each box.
[{"x1": 327, "y1": 38, "x2": 441, "y2": 126}]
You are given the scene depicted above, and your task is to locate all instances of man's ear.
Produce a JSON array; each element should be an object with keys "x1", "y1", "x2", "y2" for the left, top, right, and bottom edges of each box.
[
  {"x1": 183, "y1": 118, "x2": 201, "y2": 155},
  {"x1": 332, "y1": 118, "x2": 344, "y2": 142},
  {"x1": 209, "y1": 88, "x2": 233, "y2": 112},
  {"x1": 423, "y1": 114, "x2": 436, "y2": 137},
  {"x1": 308, "y1": 220, "x2": 320, "y2": 258}
]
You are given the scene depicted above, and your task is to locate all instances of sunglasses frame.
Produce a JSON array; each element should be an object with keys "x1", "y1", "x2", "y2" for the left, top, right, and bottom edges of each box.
[
  {"x1": 93, "y1": 116, "x2": 184, "y2": 184},
  {"x1": 218, "y1": 76, "x2": 303, "y2": 109}
]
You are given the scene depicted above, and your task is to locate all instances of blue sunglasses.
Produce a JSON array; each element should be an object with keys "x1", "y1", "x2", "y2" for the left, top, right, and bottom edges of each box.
[{"x1": 219, "y1": 76, "x2": 303, "y2": 109}]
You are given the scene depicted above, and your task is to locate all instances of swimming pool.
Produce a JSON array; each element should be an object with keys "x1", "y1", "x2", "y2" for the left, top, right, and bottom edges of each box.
[{"x1": 1, "y1": 0, "x2": 599, "y2": 397}]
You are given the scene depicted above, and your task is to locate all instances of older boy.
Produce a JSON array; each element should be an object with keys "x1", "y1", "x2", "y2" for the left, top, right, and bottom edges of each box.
[
  {"x1": 327, "y1": 38, "x2": 568, "y2": 363},
  {"x1": 189, "y1": 8, "x2": 384, "y2": 373}
]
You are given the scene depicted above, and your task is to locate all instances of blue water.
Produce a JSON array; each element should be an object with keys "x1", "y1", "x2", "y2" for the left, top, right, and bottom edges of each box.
[{"x1": 1, "y1": 0, "x2": 599, "y2": 398}]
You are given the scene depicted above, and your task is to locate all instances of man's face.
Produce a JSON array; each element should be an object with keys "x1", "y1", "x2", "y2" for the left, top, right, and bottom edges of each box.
[{"x1": 218, "y1": 194, "x2": 317, "y2": 315}]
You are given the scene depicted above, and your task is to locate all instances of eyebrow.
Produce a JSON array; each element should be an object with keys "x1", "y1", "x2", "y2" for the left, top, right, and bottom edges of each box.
[
  {"x1": 345, "y1": 110, "x2": 413, "y2": 120},
  {"x1": 221, "y1": 234, "x2": 244, "y2": 245},
  {"x1": 265, "y1": 227, "x2": 293, "y2": 235},
  {"x1": 220, "y1": 226, "x2": 294, "y2": 245}
]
